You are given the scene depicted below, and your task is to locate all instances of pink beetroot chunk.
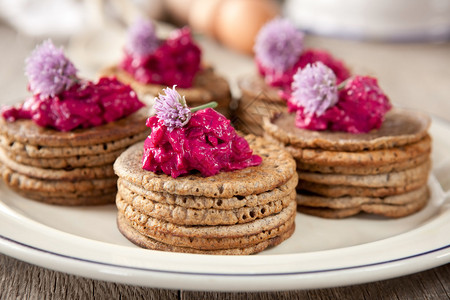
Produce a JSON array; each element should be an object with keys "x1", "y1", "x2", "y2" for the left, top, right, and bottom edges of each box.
[
  {"x1": 142, "y1": 108, "x2": 262, "y2": 178},
  {"x1": 120, "y1": 27, "x2": 201, "y2": 89},
  {"x1": 1, "y1": 77, "x2": 144, "y2": 131}
]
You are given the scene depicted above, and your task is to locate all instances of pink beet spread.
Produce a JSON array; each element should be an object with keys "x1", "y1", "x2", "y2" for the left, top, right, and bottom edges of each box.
[
  {"x1": 257, "y1": 49, "x2": 351, "y2": 99},
  {"x1": 120, "y1": 27, "x2": 201, "y2": 89},
  {"x1": 287, "y1": 76, "x2": 392, "y2": 133},
  {"x1": 142, "y1": 108, "x2": 262, "y2": 178},
  {"x1": 1, "y1": 77, "x2": 144, "y2": 131}
]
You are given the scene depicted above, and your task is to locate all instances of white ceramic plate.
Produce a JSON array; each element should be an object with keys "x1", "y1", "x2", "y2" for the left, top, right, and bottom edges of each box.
[{"x1": 0, "y1": 116, "x2": 449, "y2": 291}]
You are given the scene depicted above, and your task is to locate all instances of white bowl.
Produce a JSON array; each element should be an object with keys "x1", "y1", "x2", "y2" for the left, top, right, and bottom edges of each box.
[{"x1": 283, "y1": 0, "x2": 450, "y2": 41}]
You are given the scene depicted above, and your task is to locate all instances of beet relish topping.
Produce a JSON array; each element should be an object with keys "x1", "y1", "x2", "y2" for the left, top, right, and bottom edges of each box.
[
  {"x1": 120, "y1": 21, "x2": 201, "y2": 89},
  {"x1": 254, "y1": 18, "x2": 350, "y2": 99},
  {"x1": 2, "y1": 78, "x2": 144, "y2": 131},
  {"x1": 142, "y1": 87, "x2": 262, "y2": 178},
  {"x1": 287, "y1": 62, "x2": 392, "y2": 134},
  {"x1": 1, "y1": 40, "x2": 145, "y2": 131},
  {"x1": 257, "y1": 49, "x2": 350, "y2": 96}
]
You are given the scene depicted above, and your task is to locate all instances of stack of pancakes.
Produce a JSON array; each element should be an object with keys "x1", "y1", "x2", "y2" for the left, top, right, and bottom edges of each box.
[
  {"x1": 101, "y1": 67, "x2": 232, "y2": 117},
  {"x1": 0, "y1": 108, "x2": 149, "y2": 205},
  {"x1": 235, "y1": 75, "x2": 286, "y2": 136},
  {"x1": 114, "y1": 135, "x2": 298, "y2": 254},
  {"x1": 263, "y1": 108, "x2": 432, "y2": 218}
]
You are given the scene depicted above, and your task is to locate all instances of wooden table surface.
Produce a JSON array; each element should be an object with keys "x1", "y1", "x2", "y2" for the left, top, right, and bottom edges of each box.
[
  {"x1": 0, "y1": 254, "x2": 448, "y2": 299},
  {"x1": 0, "y1": 22, "x2": 449, "y2": 299}
]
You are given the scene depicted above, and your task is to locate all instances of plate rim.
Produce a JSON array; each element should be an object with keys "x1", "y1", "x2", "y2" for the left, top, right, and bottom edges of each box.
[
  {"x1": 0, "y1": 230, "x2": 448, "y2": 291},
  {"x1": 0, "y1": 116, "x2": 449, "y2": 291},
  {"x1": 1, "y1": 232, "x2": 449, "y2": 277}
]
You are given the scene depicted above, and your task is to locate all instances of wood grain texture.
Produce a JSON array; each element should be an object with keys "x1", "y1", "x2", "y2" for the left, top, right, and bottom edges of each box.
[
  {"x1": 181, "y1": 264, "x2": 450, "y2": 299},
  {"x1": 0, "y1": 254, "x2": 179, "y2": 300},
  {"x1": 1, "y1": 254, "x2": 448, "y2": 300}
]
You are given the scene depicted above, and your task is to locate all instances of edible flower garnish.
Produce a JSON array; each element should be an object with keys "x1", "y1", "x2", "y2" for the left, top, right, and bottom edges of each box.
[
  {"x1": 126, "y1": 18, "x2": 159, "y2": 57},
  {"x1": 153, "y1": 85, "x2": 217, "y2": 130},
  {"x1": 153, "y1": 85, "x2": 191, "y2": 130},
  {"x1": 254, "y1": 18, "x2": 304, "y2": 73},
  {"x1": 291, "y1": 62, "x2": 338, "y2": 116},
  {"x1": 25, "y1": 40, "x2": 78, "y2": 98}
]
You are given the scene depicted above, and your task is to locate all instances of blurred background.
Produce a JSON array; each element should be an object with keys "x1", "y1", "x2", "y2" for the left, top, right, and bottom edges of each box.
[
  {"x1": 2, "y1": 0, "x2": 450, "y2": 48},
  {"x1": 0, "y1": 0, "x2": 450, "y2": 119},
  {"x1": 2, "y1": 0, "x2": 450, "y2": 51}
]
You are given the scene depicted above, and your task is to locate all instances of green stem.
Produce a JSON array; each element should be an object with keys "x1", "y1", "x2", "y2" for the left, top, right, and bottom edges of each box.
[
  {"x1": 190, "y1": 101, "x2": 218, "y2": 113},
  {"x1": 337, "y1": 78, "x2": 349, "y2": 90}
]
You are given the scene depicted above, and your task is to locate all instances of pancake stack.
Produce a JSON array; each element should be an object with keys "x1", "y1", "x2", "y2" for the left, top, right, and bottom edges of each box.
[
  {"x1": 101, "y1": 66, "x2": 232, "y2": 117},
  {"x1": 263, "y1": 108, "x2": 432, "y2": 218},
  {"x1": 114, "y1": 135, "x2": 298, "y2": 255},
  {"x1": 0, "y1": 108, "x2": 149, "y2": 205},
  {"x1": 235, "y1": 75, "x2": 286, "y2": 136}
]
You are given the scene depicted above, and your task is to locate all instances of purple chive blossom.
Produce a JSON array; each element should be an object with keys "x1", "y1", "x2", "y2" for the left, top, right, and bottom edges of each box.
[
  {"x1": 154, "y1": 85, "x2": 191, "y2": 130},
  {"x1": 25, "y1": 40, "x2": 78, "y2": 98},
  {"x1": 291, "y1": 62, "x2": 339, "y2": 116},
  {"x1": 126, "y1": 19, "x2": 159, "y2": 57},
  {"x1": 254, "y1": 18, "x2": 305, "y2": 72}
]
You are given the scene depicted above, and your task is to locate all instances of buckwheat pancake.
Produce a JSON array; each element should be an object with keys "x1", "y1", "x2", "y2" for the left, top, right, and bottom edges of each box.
[
  {"x1": 17, "y1": 186, "x2": 118, "y2": 198},
  {"x1": 281, "y1": 135, "x2": 431, "y2": 167},
  {"x1": 118, "y1": 185, "x2": 295, "y2": 225},
  {"x1": 0, "y1": 148, "x2": 114, "y2": 180},
  {"x1": 118, "y1": 174, "x2": 298, "y2": 210},
  {"x1": 297, "y1": 206, "x2": 361, "y2": 219},
  {"x1": 237, "y1": 91, "x2": 286, "y2": 121},
  {"x1": 265, "y1": 132, "x2": 431, "y2": 175},
  {"x1": 114, "y1": 132, "x2": 298, "y2": 254},
  {"x1": 101, "y1": 66, "x2": 231, "y2": 116},
  {"x1": 297, "y1": 186, "x2": 429, "y2": 218},
  {"x1": 297, "y1": 185, "x2": 428, "y2": 209},
  {"x1": 117, "y1": 197, "x2": 296, "y2": 250},
  {"x1": 0, "y1": 164, "x2": 117, "y2": 205},
  {"x1": 295, "y1": 153, "x2": 430, "y2": 175},
  {"x1": 297, "y1": 160, "x2": 430, "y2": 188},
  {"x1": 236, "y1": 75, "x2": 287, "y2": 135},
  {"x1": 0, "y1": 130, "x2": 149, "y2": 158},
  {"x1": 233, "y1": 119, "x2": 266, "y2": 137},
  {"x1": 238, "y1": 75, "x2": 283, "y2": 105},
  {"x1": 263, "y1": 106, "x2": 432, "y2": 218},
  {"x1": 117, "y1": 212, "x2": 295, "y2": 255},
  {"x1": 16, "y1": 190, "x2": 117, "y2": 206},
  {"x1": 2, "y1": 148, "x2": 124, "y2": 169},
  {"x1": 0, "y1": 107, "x2": 150, "y2": 147},
  {"x1": 114, "y1": 135, "x2": 296, "y2": 198},
  {"x1": 0, "y1": 164, "x2": 117, "y2": 193},
  {"x1": 263, "y1": 108, "x2": 431, "y2": 151},
  {"x1": 298, "y1": 177, "x2": 428, "y2": 198}
]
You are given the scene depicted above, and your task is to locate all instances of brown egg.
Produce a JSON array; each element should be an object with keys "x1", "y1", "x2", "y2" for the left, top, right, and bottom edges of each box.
[
  {"x1": 189, "y1": 0, "x2": 224, "y2": 37},
  {"x1": 215, "y1": 0, "x2": 280, "y2": 54},
  {"x1": 164, "y1": 0, "x2": 195, "y2": 25}
]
